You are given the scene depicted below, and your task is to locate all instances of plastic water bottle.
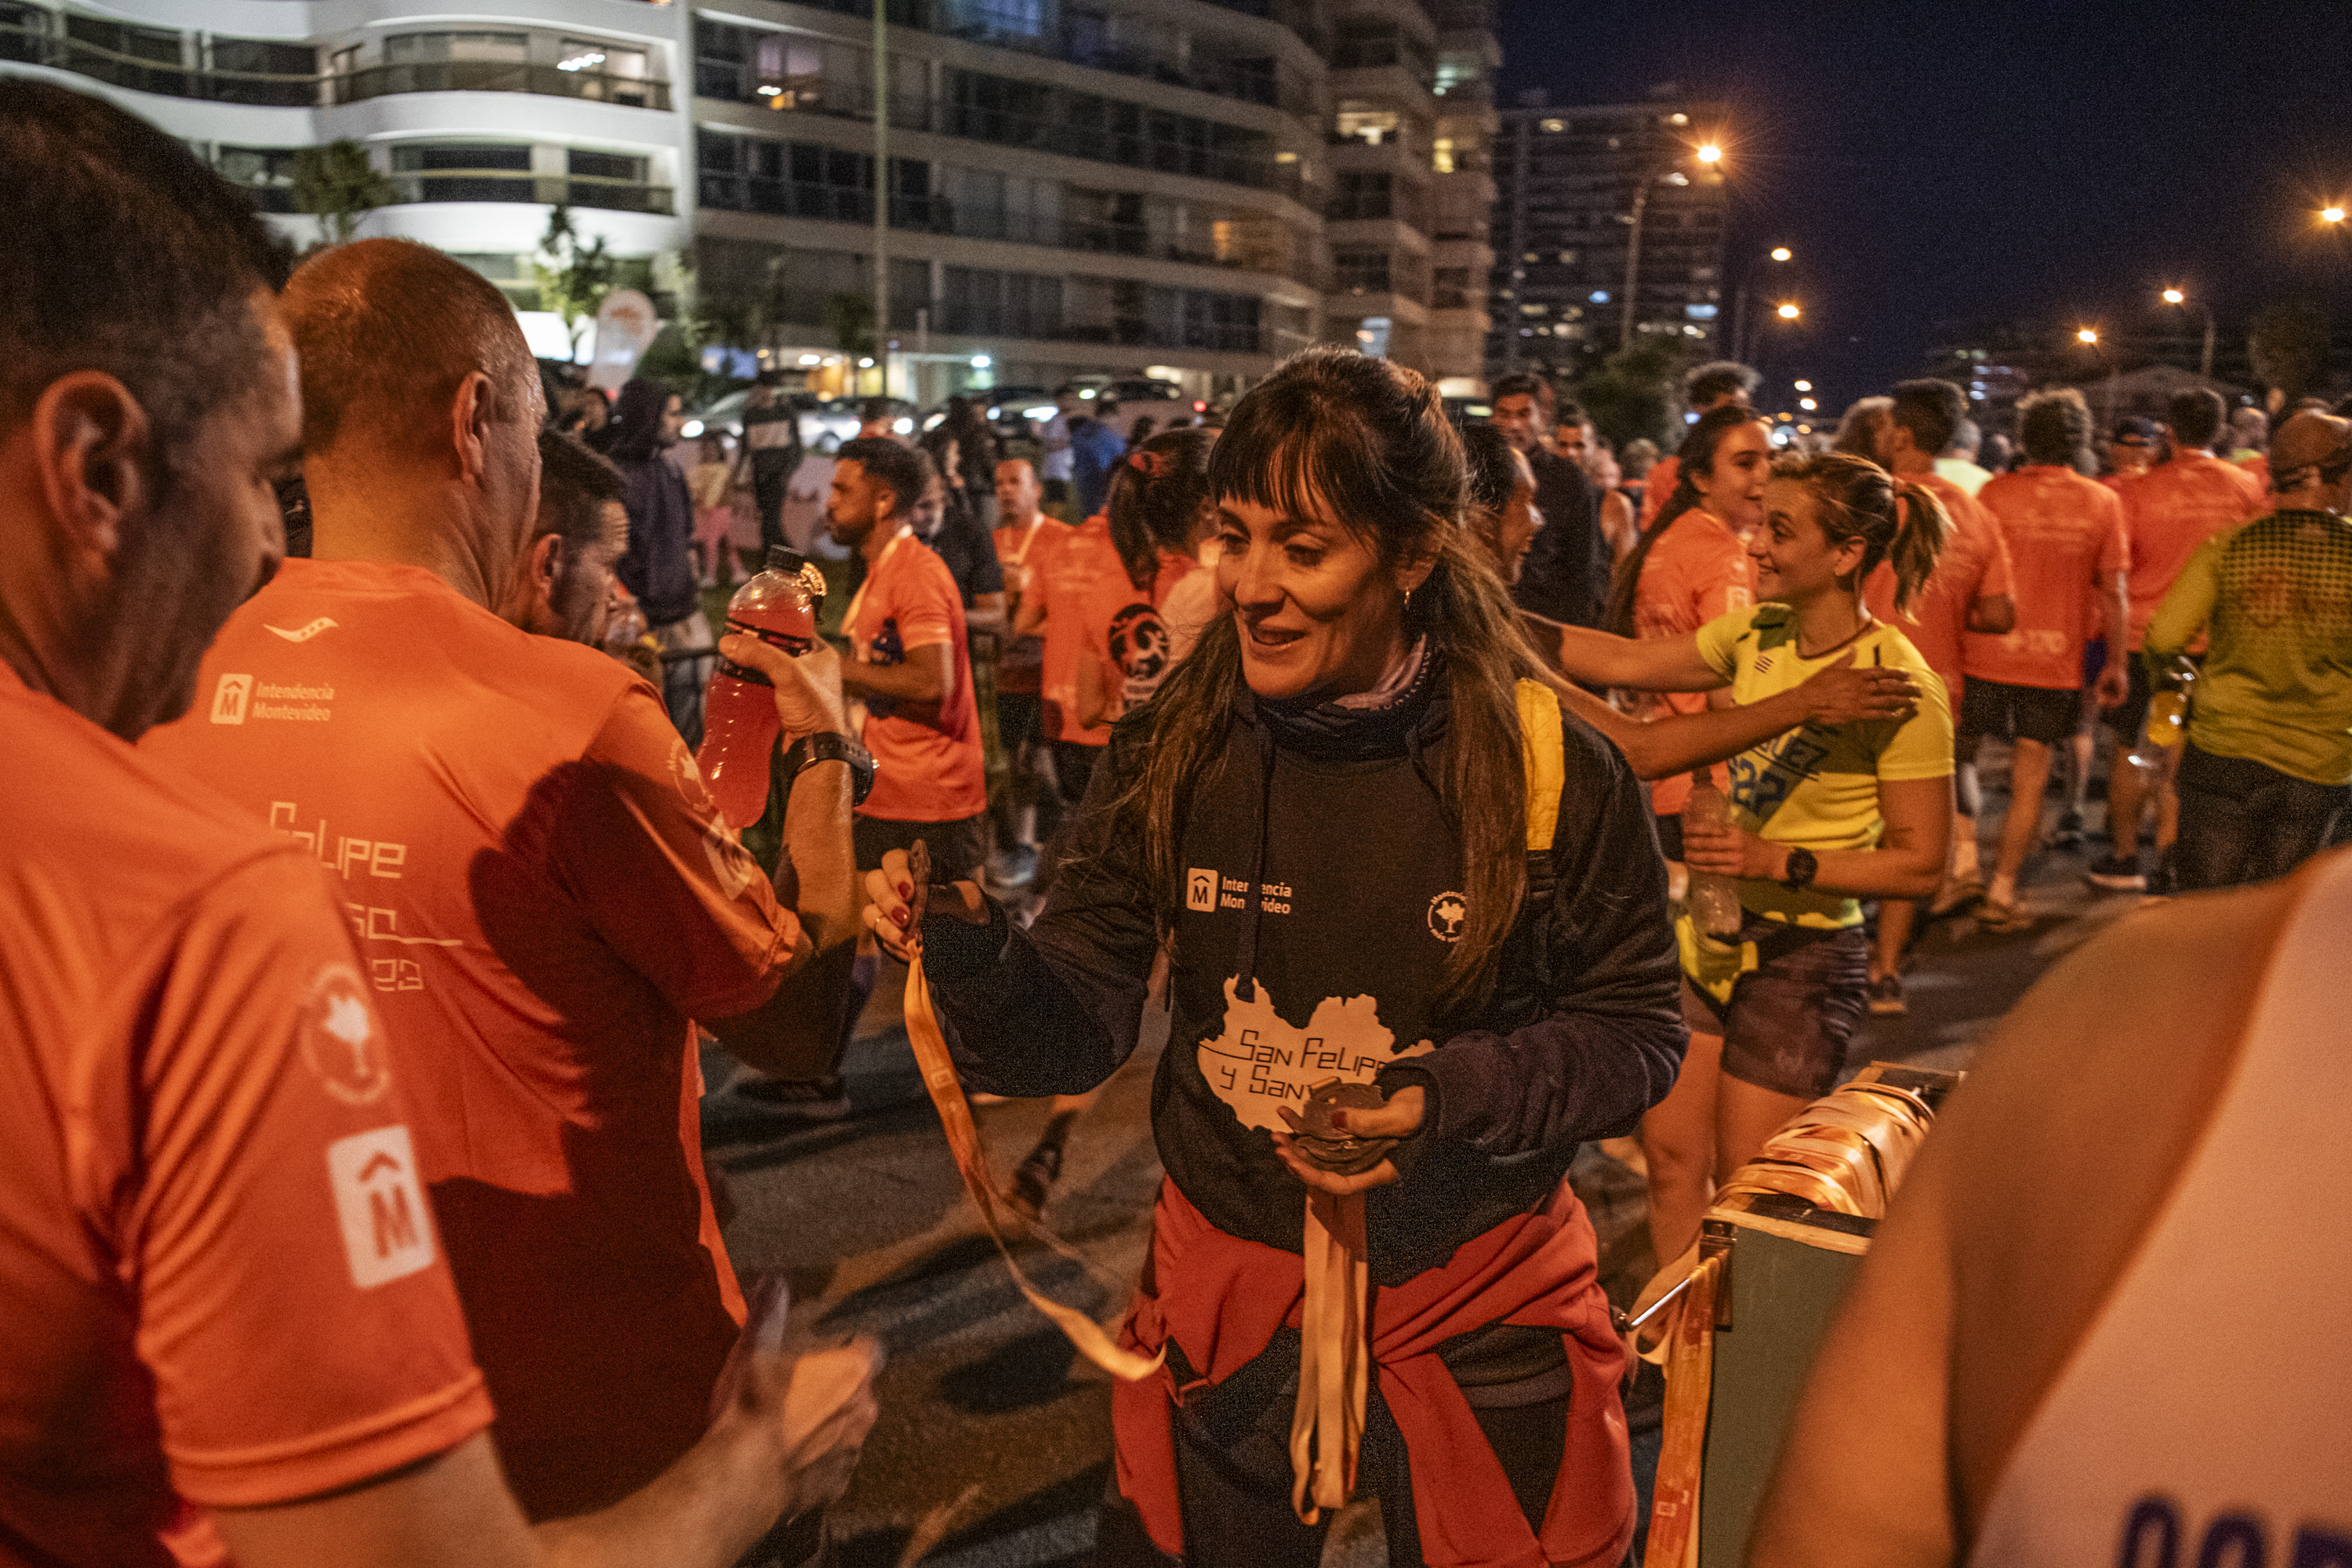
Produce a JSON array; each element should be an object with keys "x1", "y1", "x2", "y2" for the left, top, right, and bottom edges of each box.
[
  {"x1": 1682, "y1": 771, "x2": 1744, "y2": 941},
  {"x1": 698, "y1": 546, "x2": 822, "y2": 829},
  {"x1": 2144, "y1": 661, "x2": 2195, "y2": 750}
]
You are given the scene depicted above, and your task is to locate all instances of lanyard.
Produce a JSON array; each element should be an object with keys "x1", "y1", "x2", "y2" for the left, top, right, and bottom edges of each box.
[
  {"x1": 1007, "y1": 514, "x2": 1047, "y2": 567},
  {"x1": 843, "y1": 525, "x2": 913, "y2": 660}
]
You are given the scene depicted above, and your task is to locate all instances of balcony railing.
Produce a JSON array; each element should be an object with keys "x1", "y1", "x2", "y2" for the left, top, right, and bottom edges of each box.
[
  {"x1": 333, "y1": 61, "x2": 668, "y2": 110},
  {"x1": 0, "y1": 19, "x2": 669, "y2": 111},
  {"x1": 387, "y1": 169, "x2": 674, "y2": 214}
]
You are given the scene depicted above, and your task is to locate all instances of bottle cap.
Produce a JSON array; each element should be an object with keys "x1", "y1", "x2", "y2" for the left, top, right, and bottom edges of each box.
[{"x1": 765, "y1": 546, "x2": 808, "y2": 574}]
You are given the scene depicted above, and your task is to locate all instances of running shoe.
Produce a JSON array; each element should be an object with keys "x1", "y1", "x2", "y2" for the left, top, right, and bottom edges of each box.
[
  {"x1": 2084, "y1": 853, "x2": 2147, "y2": 893},
  {"x1": 731, "y1": 1073, "x2": 852, "y2": 1122},
  {"x1": 2047, "y1": 806, "x2": 2087, "y2": 851},
  {"x1": 1866, "y1": 973, "x2": 1907, "y2": 1015},
  {"x1": 1975, "y1": 896, "x2": 2034, "y2": 935},
  {"x1": 1006, "y1": 1139, "x2": 1064, "y2": 1218}
]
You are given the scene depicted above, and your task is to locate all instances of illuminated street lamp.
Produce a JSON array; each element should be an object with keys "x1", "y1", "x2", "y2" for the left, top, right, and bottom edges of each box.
[
  {"x1": 1778, "y1": 302, "x2": 1802, "y2": 321},
  {"x1": 1793, "y1": 379, "x2": 1813, "y2": 391},
  {"x1": 1622, "y1": 136, "x2": 1730, "y2": 350},
  {"x1": 1770, "y1": 246, "x2": 1792, "y2": 263},
  {"x1": 2160, "y1": 286, "x2": 2216, "y2": 378},
  {"x1": 1732, "y1": 245, "x2": 1795, "y2": 361},
  {"x1": 2077, "y1": 327, "x2": 2099, "y2": 345},
  {"x1": 2323, "y1": 205, "x2": 2347, "y2": 223},
  {"x1": 1696, "y1": 143, "x2": 1723, "y2": 165}
]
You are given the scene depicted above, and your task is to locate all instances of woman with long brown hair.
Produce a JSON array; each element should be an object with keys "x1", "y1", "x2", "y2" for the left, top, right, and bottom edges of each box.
[
  {"x1": 1555, "y1": 452, "x2": 1956, "y2": 1265},
  {"x1": 866, "y1": 349, "x2": 1682, "y2": 1567}
]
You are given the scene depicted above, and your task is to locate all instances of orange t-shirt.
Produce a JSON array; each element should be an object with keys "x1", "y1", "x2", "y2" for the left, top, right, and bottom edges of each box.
[
  {"x1": 1628, "y1": 507, "x2": 1754, "y2": 818},
  {"x1": 142, "y1": 558, "x2": 800, "y2": 1521},
  {"x1": 2114, "y1": 452, "x2": 2264, "y2": 648},
  {"x1": 2237, "y1": 452, "x2": 2271, "y2": 493},
  {"x1": 1962, "y1": 466, "x2": 2129, "y2": 690},
  {"x1": 1037, "y1": 514, "x2": 1128, "y2": 746},
  {"x1": 844, "y1": 527, "x2": 989, "y2": 822},
  {"x1": 1638, "y1": 453, "x2": 1681, "y2": 530},
  {"x1": 1078, "y1": 549, "x2": 1202, "y2": 732},
  {"x1": 1863, "y1": 471, "x2": 2016, "y2": 709},
  {"x1": 991, "y1": 513, "x2": 1071, "y2": 695},
  {"x1": 2, "y1": 673, "x2": 489, "y2": 1562}
]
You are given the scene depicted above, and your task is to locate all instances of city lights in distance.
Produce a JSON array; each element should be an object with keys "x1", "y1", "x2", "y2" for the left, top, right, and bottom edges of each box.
[
  {"x1": 1798, "y1": 397, "x2": 1817, "y2": 412},
  {"x1": 1770, "y1": 247, "x2": 1793, "y2": 262},
  {"x1": 1777, "y1": 302, "x2": 1801, "y2": 321},
  {"x1": 2162, "y1": 288, "x2": 2186, "y2": 304},
  {"x1": 798, "y1": 354, "x2": 822, "y2": 365},
  {"x1": 970, "y1": 354, "x2": 992, "y2": 368},
  {"x1": 2077, "y1": 328, "x2": 2100, "y2": 345},
  {"x1": 1793, "y1": 379, "x2": 1813, "y2": 391}
]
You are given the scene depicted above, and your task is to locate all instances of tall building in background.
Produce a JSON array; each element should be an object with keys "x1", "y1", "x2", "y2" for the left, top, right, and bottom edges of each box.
[
  {"x1": 1486, "y1": 93, "x2": 1728, "y2": 386},
  {"x1": 9, "y1": 0, "x2": 1494, "y2": 405},
  {"x1": 1424, "y1": 0, "x2": 1496, "y2": 394}
]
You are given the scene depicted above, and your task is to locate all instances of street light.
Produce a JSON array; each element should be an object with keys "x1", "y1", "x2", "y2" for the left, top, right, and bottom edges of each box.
[
  {"x1": 1793, "y1": 379, "x2": 1813, "y2": 391},
  {"x1": 2159, "y1": 286, "x2": 2216, "y2": 379},
  {"x1": 1778, "y1": 302, "x2": 1802, "y2": 321},
  {"x1": 1732, "y1": 245, "x2": 1795, "y2": 361},
  {"x1": 1621, "y1": 138, "x2": 1728, "y2": 350},
  {"x1": 1770, "y1": 246, "x2": 1792, "y2": 263},
  {"x1": 2323, "y1": 205, "x2": 2347, "y2": 223},
  {"x1": 2077, "y1": 327, "x2": 2099, "y2": 345}
]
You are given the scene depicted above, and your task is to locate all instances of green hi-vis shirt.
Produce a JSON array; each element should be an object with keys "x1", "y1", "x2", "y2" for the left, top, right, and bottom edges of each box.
[
  {"x1": 1695, "y1": 606, "x2": 1955, "y2": 928},
  {"x1": 2144, "y1": 509, "x2": 2352, "y2": 787}
]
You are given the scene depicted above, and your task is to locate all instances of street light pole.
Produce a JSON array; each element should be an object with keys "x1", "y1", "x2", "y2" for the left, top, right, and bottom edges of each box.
[
  {"x1": 2161, "y1": 288, "x2": 2216, "y2": 380},
  {"x1": 1619, "y1": 179, "x2": 1651, "y2": 352}
]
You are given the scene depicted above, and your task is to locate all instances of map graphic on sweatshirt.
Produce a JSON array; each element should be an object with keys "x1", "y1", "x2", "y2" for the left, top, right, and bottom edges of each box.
[{"x1": 1197, "y1": 977, "x2": 1432, "y2": 1133}]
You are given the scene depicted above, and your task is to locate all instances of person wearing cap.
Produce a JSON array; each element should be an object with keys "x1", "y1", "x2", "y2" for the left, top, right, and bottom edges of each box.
[
  {"x1": 2142, "y1": 411, "x2": 2352, "y2": 890},
  {"x1": 2103, "y1": 416, "x2": 2164, "y2": 485}
]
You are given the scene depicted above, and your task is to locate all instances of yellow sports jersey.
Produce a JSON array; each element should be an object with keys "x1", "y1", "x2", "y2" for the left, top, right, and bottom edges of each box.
[{"x1": 1694, "y1": 605, "x2": 1955, "y2": 927}]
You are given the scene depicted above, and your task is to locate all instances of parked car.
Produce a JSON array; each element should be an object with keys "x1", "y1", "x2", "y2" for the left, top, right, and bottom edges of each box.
[
  {"x1": 1095, "y1": 377, "x2": 1204, "y2": 440},
  {"x1": 683, "y1": 388, "x2": 847, "y2": 449}
]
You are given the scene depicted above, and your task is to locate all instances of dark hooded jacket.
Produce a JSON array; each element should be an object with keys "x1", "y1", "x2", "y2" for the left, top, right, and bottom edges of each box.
[
  {"x1": 920, "y1": 651, "x2": 1686, "y2": 1283},
  {"x1": 604, "y1": 378, "x2": 699, "y2": 627}
]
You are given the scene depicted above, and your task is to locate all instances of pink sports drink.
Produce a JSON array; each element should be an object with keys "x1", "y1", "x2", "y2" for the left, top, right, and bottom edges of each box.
[{"x1": 699, "y1": 546, "x2": 822, "y2": 829}]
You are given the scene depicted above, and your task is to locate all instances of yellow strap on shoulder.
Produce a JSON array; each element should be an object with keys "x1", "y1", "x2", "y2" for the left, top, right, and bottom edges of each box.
[{"x1": 1515, "y1": 677, "x2": 1564, "y2": 853}]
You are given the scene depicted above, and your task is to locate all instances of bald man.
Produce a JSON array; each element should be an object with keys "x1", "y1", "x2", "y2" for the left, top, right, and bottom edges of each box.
[{"x1": 144, "y1": 238, "x2": 869, "y2": 1527}]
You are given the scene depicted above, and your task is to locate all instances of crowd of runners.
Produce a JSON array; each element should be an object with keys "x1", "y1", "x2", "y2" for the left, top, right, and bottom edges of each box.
[{"x1": 7, "y1": 78, "x2": 2350, "y2": 1568}]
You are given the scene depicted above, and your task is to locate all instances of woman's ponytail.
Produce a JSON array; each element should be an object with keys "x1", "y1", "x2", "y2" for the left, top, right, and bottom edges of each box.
[{"x1": 1884, "y1": 481, "x2": 1952, "y2": 617}]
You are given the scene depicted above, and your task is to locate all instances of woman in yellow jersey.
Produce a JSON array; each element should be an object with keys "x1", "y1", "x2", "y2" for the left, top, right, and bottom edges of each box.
[{"x1": 1555, "y1": 452, "x2": 1956, "y2": 1258}]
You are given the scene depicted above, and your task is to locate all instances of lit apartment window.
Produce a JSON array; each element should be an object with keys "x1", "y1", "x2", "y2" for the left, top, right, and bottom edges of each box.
[{"x1": 1432, "y1": 137, "x2": 1454, "y2": 173}]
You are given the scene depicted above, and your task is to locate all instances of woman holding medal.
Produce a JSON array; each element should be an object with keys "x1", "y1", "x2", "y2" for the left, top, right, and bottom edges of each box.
[
  {"x1": 1553, "y1": 451, "x2": 1957, "y2": 1263},
  {"x1": 866, "y1": 348, "x2": 1684, "y2": 1568}
]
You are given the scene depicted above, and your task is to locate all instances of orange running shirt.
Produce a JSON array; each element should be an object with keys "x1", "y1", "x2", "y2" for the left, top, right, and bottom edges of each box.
[
  {"x1": 1628, "y1": 507, "x2": 1755, "y2": 817},
  {"x1": 1962, "y1": 466, "x2": 2129, "y2": 690},
  {"x1": 142, "y1": 559, "x2": 800, "y2": 1521},
  {"x1": 1079, "y1": 549, "x2": 1202, "y2": 731},
  {"x1": 1037, "y1": 514, "x2": 1127, "y2": 746},
  {"x1": 991, "y1": 514, "x2": 1070, "y2": 695},
  {"x1": 2114, "y1": 452, "x2": 2263, "y2": 648},
  {"x1": 844, "y1": 526, "x2": 989, "y2": 822},
  {"x1": 1, "y1": 673, "x2": 489, "y2": 1564},
  {"x1": 1863, "y1": 471, "x2": 2016, "y2": 710}
]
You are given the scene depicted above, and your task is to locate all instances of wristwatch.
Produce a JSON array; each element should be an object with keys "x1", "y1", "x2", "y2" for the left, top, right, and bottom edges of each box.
[
  {"x1": 1780, "y1": 847, "x2": 1820, "y2": 892},
  {"x1": 781, "y1": 731, "x2": 876, "y2": 807}
]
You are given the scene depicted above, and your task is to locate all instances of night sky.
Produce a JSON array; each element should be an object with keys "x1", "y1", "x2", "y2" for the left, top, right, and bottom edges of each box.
[{"x1": 1494, "y1": 0, "x2": 2352, "y2": 412}]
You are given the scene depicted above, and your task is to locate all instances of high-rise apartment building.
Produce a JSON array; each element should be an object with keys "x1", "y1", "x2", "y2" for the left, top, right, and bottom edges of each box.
[
  {"x1": 2, "y1": 0, "x2": 1494, "y2": 401},
  {"x1": 1486, "y1": 94, "x2": 1728, "y2": 385}
]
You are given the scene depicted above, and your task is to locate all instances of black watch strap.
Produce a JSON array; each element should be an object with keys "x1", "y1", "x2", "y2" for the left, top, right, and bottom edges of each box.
[
  {"x1": 781, "y1": 731, "x2": 875, "y2": 807},
  {"x1": 1780, "y1": 846, "x2": 1820, "y2": 891}
]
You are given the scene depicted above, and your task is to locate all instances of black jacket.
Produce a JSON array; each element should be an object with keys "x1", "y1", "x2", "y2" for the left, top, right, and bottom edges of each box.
[
  {"x1": 1512, "y1": 447, "x2": 1610, "y2": 630},
  {"x1": 921, "y1": 660, "x2": 1686, "y2": 1283}
]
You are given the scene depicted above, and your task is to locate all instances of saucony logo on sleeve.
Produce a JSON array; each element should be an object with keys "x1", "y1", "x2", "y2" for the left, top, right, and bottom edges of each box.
[{"x1": 265, "y1": 617, "x2": 339, "y2": 643}]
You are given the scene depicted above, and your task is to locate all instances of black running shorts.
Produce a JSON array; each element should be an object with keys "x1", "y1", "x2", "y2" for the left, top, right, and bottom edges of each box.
[{"x1": 1682, "y1": 915, "x2": 1869, "y2": 1101}]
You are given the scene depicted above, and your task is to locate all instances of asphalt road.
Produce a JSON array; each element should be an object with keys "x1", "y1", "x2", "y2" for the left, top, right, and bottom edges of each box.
[{"x1": 700, "y1": 738, "x2": 2142, "y2": 1568}]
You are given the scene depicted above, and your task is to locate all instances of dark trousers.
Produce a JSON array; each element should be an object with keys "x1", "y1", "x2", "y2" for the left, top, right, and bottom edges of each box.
[{"x1": 2175, "y1": 742, "x2": 2351, "y2": 891}]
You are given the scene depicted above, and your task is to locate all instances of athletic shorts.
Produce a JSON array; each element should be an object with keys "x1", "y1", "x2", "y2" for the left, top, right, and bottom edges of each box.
[
  {"x1": 1682, "y1": 915, "x2": 1868, "y2": 1101},
  {"x1": 1960, "y1": 676, "x2": 2083, "y2": 747},
  {"x1": 852, "y1": 811, "x2": 985, "y2": 884}
]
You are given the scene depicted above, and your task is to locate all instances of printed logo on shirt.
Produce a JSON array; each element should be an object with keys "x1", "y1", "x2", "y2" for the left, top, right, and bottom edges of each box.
[
  {"x1": 209, "y1": 673, "x2": 253, "y2": 724},
  {"x1": 1197, "y1": 978, "x2": 1432, "y2": 1133},
  {"x1": 264, "y1": 616, "x2": 339, "y2": 643},
  {"x1": 300, "y1": 963, "x2": 393, "y2": 1106},
  {"x1": 1426, "y1": 891, "x2": 1468, "y2": 943},
  {"x1": 702, "y1": 821, "x2": 758, "y2": 900},
  {"x1": 325, "y1": 1126, "x2": 437, "y2": 1290},
  {"x1": 1186, "y1": 867, "x2": 1218, "y2": 913},
  {"x1": 669, "y1": 742, "x2": 718, "y2": 821},
  {"x1": 1108, "y1": 602, "x2": 1172, "y2": 713}
]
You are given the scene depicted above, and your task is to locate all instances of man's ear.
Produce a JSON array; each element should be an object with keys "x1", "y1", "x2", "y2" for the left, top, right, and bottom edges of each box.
[
  {"x1": 31, "y1": 370, "x2": 154, "y2": 570},
  {"x1": 450, "y1": 370, "x2": 494, "y2": 484},
  {"x1": 524, "y1": 530, "x2": 561, "y2": 601}
]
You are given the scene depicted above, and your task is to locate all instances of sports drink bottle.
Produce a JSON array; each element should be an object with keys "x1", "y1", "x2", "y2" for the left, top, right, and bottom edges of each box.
[{"x1": 699, "y1": 546, "x2": 822, "y2": 829}]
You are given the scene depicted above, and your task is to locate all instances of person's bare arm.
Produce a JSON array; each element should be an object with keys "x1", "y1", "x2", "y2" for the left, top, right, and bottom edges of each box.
[
  {"x1": 1558, "y1": 654, "x2": 1921, "y2": 781},
  {"x1": 1011, "y1": 586, "x2": 1047, "y2": 641},
  {"x1": 2095, "y1": 572, "x2": 2132, "y2": 706},
  {"x1": 964, "y1": 590, "x2": 1007, "y2": 637},
  {"x1": 703, "y1": 636, "x2": 860, "y2": 1077},
  {"x1": 1966, "y1": 591, "x2": 2016, "y2": 635},
  {"x1": 1685, "y1": 775, "x2": 1951, "y2": 900},
  {"x1": 1555, "y1": 623, "x2": 1726, "y2": 692},
  {"x1": 215, "y1": 1345, "x2": 880, "y2": 1568},
  {"x1": 840, "y1": 641, "x2": 953, "y2": 705}
]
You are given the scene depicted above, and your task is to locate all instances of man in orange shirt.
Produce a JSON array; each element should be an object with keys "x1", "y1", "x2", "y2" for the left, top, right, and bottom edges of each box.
[
  {"x1": 0, "y1": 82, "x2": 871, "y2": 1568},
  {"x1": 1638, "y1": 359, "x2": 1762, "y2": 531},
  {"x1": 2089, "y1": 389, "x2": 2266, "y2": 893},
  {"x1": 143, "y1": 238, "x2": 870, "y2": 1530},
  {"x1": 987, "y1": 456, "x2": 1073, "y2": 888},
  {"x1": 1862, "y1": 379, "x2": 2018, "y2": 1007},
  {"x1": 1959, "y1": 389, "x2": 2130, "y2": 931},
  {"x1": 1021, "y1": 498, "x2": 1130, "y2": 804}
]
